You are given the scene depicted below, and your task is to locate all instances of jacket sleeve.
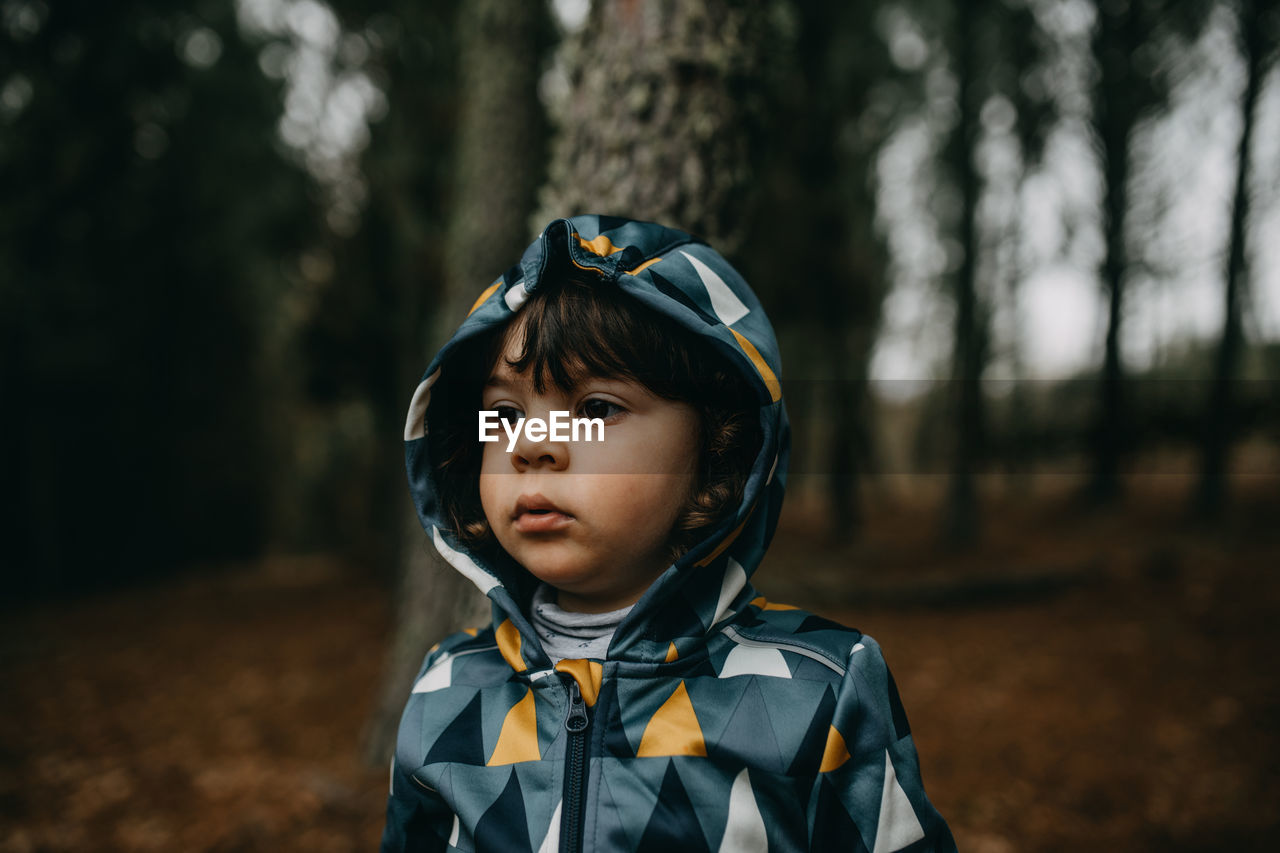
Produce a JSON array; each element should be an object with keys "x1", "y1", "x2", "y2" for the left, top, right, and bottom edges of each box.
[
  {"x1": 808, "y1": 637, "x2": 957, "y2": 852},
  {"x1": 379, "y1": 751, "x2": 455, "y2": 853},
  {"x1": 379, "y1": 647, "x2": 458, "y2": 853}
]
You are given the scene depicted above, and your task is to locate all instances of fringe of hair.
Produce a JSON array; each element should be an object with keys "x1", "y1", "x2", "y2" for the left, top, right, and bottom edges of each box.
[{"x1": 427, "y1": 277, "x2": 763, "y2": 567}]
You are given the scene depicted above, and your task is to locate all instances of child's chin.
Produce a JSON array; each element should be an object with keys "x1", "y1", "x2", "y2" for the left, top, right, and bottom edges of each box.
[
  {"x1": 521, "y1": 557, "x2": 595, "y2": 588},
  {"x1": 527, "y1": 568, "x2": 592, "y2": 591}
]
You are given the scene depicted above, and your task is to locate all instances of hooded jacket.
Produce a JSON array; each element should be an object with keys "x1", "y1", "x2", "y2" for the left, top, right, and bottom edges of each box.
[{"x1": 383, "y1": 216, "x2": 956, "y2": 852}]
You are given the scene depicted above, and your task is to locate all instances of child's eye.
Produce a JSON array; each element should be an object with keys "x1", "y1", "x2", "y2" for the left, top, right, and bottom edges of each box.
[
  {"x1": 579, "y1": 398, "x2": 624, "y2": 421},
  {"x1": 494, "y1": 405, "x2": 522, "y2": 424}
]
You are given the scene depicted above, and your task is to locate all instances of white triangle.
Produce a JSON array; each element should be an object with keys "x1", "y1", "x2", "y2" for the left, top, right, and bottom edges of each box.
[
  {"x1": 680, "y1": 251, "x2": 749, "y2": 326},
  {"x1": 536, "y1": 801, "x2": 562, "y2": 853},
  {"x1": 873, "y1": 751, "x2": 926, "y2": 853},
  {"x1": 433, "y1": 526, "x2": 500, "y2": 594},
  {"x1": 411, "y1": 652, "x2": 453, "y2": 693},
  {"x1": 713, "y1": 558, "x2": 748, "y2": 626},
  {"x1": 448, "y1": 813, "x2": 461, "y2": 847},
  {"x1": 718, "y1": 769, "x2": 767, "y2": 852},
  {"x1": 719, "y1": 644, "x2": 791, "y2": 679},
  {"x1": 404, "y1": 368, "x2": 440, "y2": 440}
]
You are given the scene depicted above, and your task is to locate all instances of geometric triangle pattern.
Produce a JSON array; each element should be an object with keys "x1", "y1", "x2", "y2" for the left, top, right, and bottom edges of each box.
[
  {"x1": 487, "y1": 687, "x2": 540, "y2": 766},
  {"x1": 423, "y1": 693, "x2": 485, "y2": 767},
  {"x1": 637, "y1": 762, "x2": 711, "y2": 853},
  {"x1": 708, "y1": 679, "x2": 785, "y2": 773},
  {"x1": 382, "y1": 603, "x2": 957, "y2": 852},
  {"x1": 717, "y1": 768, "x2": 767, "y2": 852},
  {"x1": 874, "y1": 751, "x2": 926, "y2": 853},
  {"x1": 472, "y1": 768, "x2": 531, "y2": 853},
  {"x1": 636, "y1": 682, "x2": 707, "y2": 758}
]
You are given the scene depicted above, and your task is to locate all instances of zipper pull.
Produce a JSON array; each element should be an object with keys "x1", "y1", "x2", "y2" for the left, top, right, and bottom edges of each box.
[{"x1": 564, "y1": 679, "x2": 589, "y2": 733}]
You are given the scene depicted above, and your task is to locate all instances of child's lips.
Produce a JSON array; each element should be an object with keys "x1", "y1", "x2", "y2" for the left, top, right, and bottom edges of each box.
[
  {"x1": 512, "y1": 493, "x2": 574, "y2": 533},
  {"x1": 512, "y1": 510, "x2": 574, "y2": 533}
]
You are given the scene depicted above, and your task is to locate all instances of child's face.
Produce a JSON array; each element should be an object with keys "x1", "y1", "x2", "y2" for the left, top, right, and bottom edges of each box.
[{"x1": 478, "y1": 322, "x2": 700, "y2": 613}]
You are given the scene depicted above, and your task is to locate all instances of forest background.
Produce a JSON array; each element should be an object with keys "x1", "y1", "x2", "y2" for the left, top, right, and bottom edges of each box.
[{"x1": 2, "y1": 0, "x2": 1279, "y2": 850}]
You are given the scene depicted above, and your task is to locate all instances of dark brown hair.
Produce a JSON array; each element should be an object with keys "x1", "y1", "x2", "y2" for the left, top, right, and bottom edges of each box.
[{"x1": 426, "y1": 275, "x2": 763, "y2": 565}]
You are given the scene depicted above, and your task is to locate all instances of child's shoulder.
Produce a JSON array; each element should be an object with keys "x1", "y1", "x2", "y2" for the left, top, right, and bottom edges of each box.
[
  {"x1": 409, "y1": 623, "x2": 501, "y2": 683},
  {"x1": 721, "y1": 599, "x2": 911, "y2": 739},
  {"x1": 717, "y1": 596, "x2": 886, "y2": 684}
]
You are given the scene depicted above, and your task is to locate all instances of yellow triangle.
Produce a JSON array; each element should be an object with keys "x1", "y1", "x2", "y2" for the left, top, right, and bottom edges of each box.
[
  {"x1": 554, "y1": 659, "x2": 604, "y2": 707},
  {"x1": 819, "y1": 725, "x2": 851, "y2": 773},
  {"x1": 695, "y1": 511, "x2": 750, "y2": 567},
  {"x1": 625, "y1": 256, "x2": 663, "y2": 275},
  {"x1": 636, "y1": 681, "x2": 706, "y2": 757},
  {"x1": 495, "y1": 619, "x2": 525, "y2": 673},
  {"x1": 750, "y1": 596, "x2": 799, "y2": 612},
  {"x1": 665, "y1": 642, "x2": 679, "y2": 663},
  {"x1": 729, "y1": 328, "x2": 781, "y2": 402},
  {"x1": 576, "y1": 233, "x2": 623, "y2": 257},
  {"x1": 468, "y1": 280, "x2": 502, "y2": 316},
  {"x1": 487, "y1": 688, "x2": 540, "y2": 766}
]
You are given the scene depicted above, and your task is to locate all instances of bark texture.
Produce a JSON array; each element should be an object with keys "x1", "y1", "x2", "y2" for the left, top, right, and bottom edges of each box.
[{"x1": 534, "y1": 0, "x2": 775, "y2": 252}]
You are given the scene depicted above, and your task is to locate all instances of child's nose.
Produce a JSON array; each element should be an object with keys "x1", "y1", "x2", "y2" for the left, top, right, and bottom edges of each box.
[{"x1": 511, "y1": 429, "x2": 569, "y2": 472}]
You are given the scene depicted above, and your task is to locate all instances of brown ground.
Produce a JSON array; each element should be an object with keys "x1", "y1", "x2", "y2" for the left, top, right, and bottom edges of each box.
[{"x1": 3, "y1": 477, "x2": 1278, "y2": 851}]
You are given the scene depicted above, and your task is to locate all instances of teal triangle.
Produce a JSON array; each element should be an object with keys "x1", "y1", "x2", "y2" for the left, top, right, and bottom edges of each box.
[
  {"x1": 424, "y1": 693, "x2": 485, "y2": 766},
  {"x1": 812, "y1": 776, "x2": 869, "y2": 851},
  {"x1": 683, "y1": 673, "x2": 751, "y2": 750},
  {"x1": 599, "y1": 679, "x2": 634, "y2": 758},
  {"x1": 593, "y1": 763, "x2": 639, "y2": 850},
  {"x1": 754, "y1": 678, "x2": 833, "y2": 769},
  {"x1": 710, "y1": 677, "x2": 785, "y2": 773},
  {"x1": 636, "y1": 762, "x2": 711, "y2": 853},
  {"x1": 514, "y1": 760, "x2": 556, "y2": 847},
  {"x1": 787, "y1": 685, "x2": 836, "y2": 777},
  {"x1": 474, "y1": 767, "x2": 532, "y2": 852}
]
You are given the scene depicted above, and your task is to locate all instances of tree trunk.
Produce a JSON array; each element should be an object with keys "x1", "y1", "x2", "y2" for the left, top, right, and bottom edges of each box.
[
  {"x1": 1194, "y1": 0, "x2": 1266, "y2": 518},
  {"x1": 942, "y1": 4, "x2": 986, "y2": 547},
  {"x1": 1088, "y1": 2, "x2": 1143, "y2": 505},
  {"x1": 534, "y1": 0, "x2": 773, "y2": 253},
  {"x1": 362, "y1": 0, "x2": 551, "y2": 769}
]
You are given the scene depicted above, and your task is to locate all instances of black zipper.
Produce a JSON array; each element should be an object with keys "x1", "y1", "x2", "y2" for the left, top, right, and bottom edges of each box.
[{"x1": 559, "y1": 678, "x2": 590, "y2": 853}]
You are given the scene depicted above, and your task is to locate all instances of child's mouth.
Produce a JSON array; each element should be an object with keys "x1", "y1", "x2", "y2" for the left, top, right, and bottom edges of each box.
[
  {"x1": 512, "y1": 494, "x2": 574, "y2": 532},
  {"x1": 514, "y1": 509, "x2": 574, "y2": 533}
]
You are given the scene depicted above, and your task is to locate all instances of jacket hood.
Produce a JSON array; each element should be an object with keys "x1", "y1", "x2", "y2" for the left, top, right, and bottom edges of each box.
[{"x1": 404, "y1": 215, "x2": 790, "y2": 670}]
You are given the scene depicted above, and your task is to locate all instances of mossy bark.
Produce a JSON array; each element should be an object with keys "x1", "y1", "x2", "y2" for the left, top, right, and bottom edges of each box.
[{"x1": 535, "y1": 0, "x2": 775, "y2": 253}]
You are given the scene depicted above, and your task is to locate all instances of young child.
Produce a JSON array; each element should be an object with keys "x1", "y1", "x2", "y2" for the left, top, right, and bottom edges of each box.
[{"x1": 383, "y1": 216, "x2": 955, "y2": 852}]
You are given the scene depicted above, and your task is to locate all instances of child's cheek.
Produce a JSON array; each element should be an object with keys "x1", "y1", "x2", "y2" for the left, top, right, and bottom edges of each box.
[
  {"x1": 479, "y1": 442, "x2": 508, "y2": 474},
  {"x1": 477, "y1": 467, "x2": 511, "y2": 528}
]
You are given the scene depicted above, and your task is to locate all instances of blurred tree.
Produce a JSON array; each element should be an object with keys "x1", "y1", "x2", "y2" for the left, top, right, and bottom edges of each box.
[
  {"x1": 941, "y1": 0, "x2": 988, "y2": 546},
  {"x1": 1194, "y1": 0, "x2": 1278, "y2": 517},
  {"x1": 738, "y1": 2, "x2": 913, "y2": 540},
  {"x1": 1087, "y1": 0, "x2": 1212, "y2": 504},
  {"x1": 349, "y1": 0, "x2": 554, "y2": 767},
  {"x1": 0, "y1": 0, "x2": 320, "y2": 595},
  {"x1": 297, "y1": 1, "x2": 461, "y2": 569},
  {"x1": 932, "y1": 0, "x2": 1052, "y2": 545},
  {"x1": 993, "y1": 1, "x2": 1057, "y2": 495}
]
